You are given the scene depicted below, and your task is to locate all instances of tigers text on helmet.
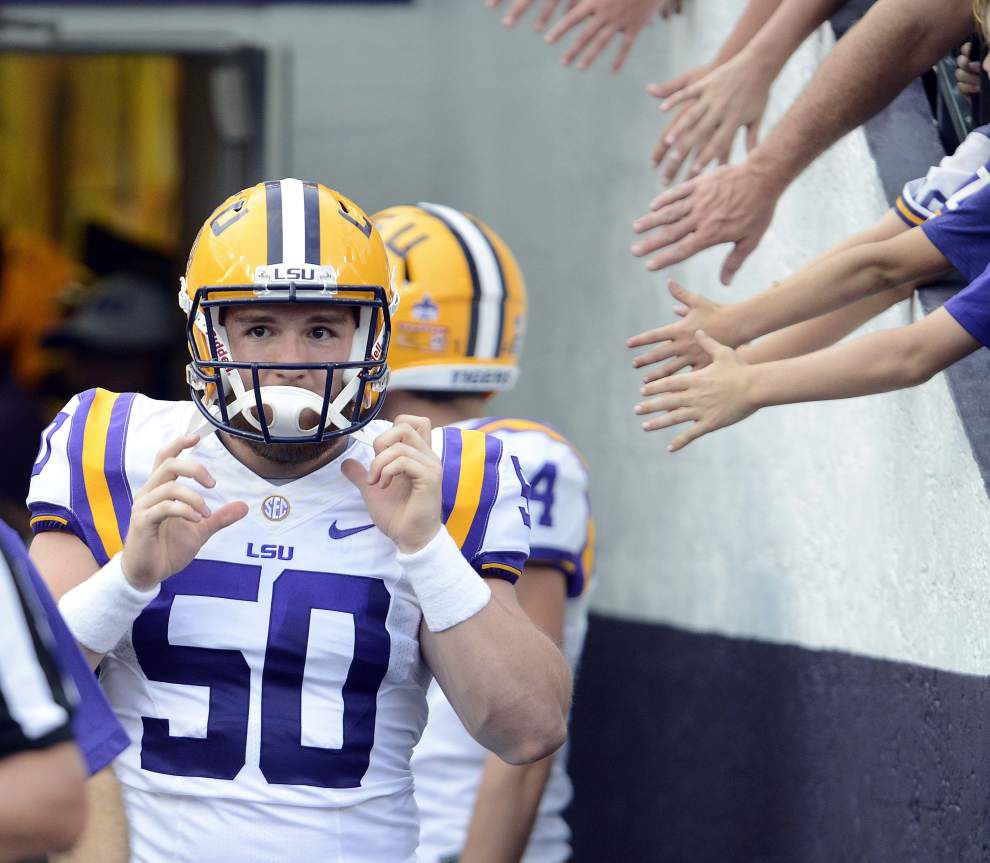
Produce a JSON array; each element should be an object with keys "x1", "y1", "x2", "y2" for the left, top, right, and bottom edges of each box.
[
  {"x1": 180, "y1": 178, "x2": 399, "y2": 444},
  {"x1": 371, "y1": 203, "x2": 526, "y2": 395}
]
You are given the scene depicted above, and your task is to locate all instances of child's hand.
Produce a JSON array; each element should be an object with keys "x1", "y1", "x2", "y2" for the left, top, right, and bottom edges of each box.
[
  {"x1": 627, "y1": 280, "x2": 737, "y2": 382},
  {"x1": 633, "y1": 330, "x2": 757, "y2": 451},
  {"x1": 956, "y1": 42, "x2": 982, "y2": 97}
]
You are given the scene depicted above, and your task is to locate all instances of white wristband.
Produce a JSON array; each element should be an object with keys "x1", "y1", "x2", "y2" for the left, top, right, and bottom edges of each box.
[
  {"x1": 58, "y1": 554, "x2": 160, "y2": 654},
  {"x1": 397, "y1": 527, "x2": 492, "y2": 633}
]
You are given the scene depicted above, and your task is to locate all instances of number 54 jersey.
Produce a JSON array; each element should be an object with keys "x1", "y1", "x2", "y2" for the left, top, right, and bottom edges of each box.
[{"x1": 27, "y1": 389, "x2": 531, "y2": 863}]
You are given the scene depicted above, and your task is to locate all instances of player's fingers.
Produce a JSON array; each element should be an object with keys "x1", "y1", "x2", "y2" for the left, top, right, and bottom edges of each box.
[
  {"x1": 152, "y1": 434, "x2": 201, "y2": 470},
  {"x1": 662, "y1": 110, "x2": 711, "y2": 183},
  {"x1": 370, "y1": 443, "x2": 434, "y2": 485},
  {"x1": 201, "y1": 501, "x2": 249, "y2": 538},
  {"x1": 544, "y1": 1, "x2": 592, "y2": 43},
  {"x1": 745, "y1": 122, "x2": 759, "y2": 154},
  {"x1": 341, "y1": 457, "x2": 370, "y2": 488},
  {"x1": 374, "y1": 421, "x2": 433, "y2": 458},
  {"x1": 656, "y1": 101, "x2": 707, "y2": 177},
  {"x1": 136, "y1": 481, "x2": 212, "y2": 518},
  {"x1": 143, "y1": 457, "x2": 216, "y2": 495},
  {"x1": 379, "y1": 455, "x2": 434, "y2": 491},
  {"x1": 645, "y1": 231, "x2": 702, "y2": 272},
  {"x1": 142, "y1": 499, "x2": 203, "y2": 527},
  {"x1": 392, "y1": 414, "x2": 433, "y2": 446},
  {"x1": 631, "y1": 197, "x2": 695, "y2": 236},
  {"x1": 576, "y1": 22, "x2": 617, "y2": 70},
  {"x1": 639, "y1": 374, "x2": 692, "y2": 397},
  {"x1": 642, "y1": 355, "x2": 694, "y2": 383},
  {"x1": 560, "y1": 16, "x2": 604, "y2": 65}
]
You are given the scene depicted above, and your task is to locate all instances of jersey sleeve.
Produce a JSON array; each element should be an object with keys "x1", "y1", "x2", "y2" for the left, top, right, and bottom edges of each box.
[
  {"x1": 894, "y1": 125, "x2": 990, "y2": 226},
  {"x1": 945, "y1": 262, "x2": 990, "y2": 348},
  {"x1": 27, "y1": 388, "x2": 138, "y2": 566},
  {"x1": 921, "y1": 174, "x2": 990, "y2": 282},
  {"x1": 493, "y1": 428, "x2": 594, "y2": 599},
  {"x1": 434, "y1": 426, "x2": 530, "y2": 583},
  {"x1": 0, "y1": 523, "x2": 75, "y2": 758}
]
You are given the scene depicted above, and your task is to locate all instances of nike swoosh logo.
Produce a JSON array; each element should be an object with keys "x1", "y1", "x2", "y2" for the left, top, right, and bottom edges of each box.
[{"x1": 328, "y1": 520, "x2": 376, "y2": 540}]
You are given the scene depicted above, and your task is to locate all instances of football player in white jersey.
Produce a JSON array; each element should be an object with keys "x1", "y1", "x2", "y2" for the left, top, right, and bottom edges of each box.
[
  {"x1": 372, "y1": 203, "x2": 595, "y2": 863},
  {"x1": 25, "y1": 180, "x2": 571, "y2": 863}
]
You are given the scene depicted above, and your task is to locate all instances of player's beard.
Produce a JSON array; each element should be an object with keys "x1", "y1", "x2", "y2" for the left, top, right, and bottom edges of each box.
[{"x1": 228, "y1": 411, "x2": 344, "y2": 466}]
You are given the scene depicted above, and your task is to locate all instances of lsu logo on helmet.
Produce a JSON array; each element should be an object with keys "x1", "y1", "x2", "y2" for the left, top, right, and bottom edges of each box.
[{"x1": 371, "y1": 203, "x2": 526, "y2": 394}]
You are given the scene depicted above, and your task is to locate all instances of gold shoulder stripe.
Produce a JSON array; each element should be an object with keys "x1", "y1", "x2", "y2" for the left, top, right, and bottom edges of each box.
[
  {"x1": 895, "y1": 196, "x2": 926, "y2": 226},
  {"x1": 445, "y1": 429, "x2": 488, "y2": 549},
  {"x1": 82, "y1": 389, "x2": 125, "y2": 558},
  {"x1": 480, "y1": 561, "x2": 522, "y2": 578},
  {"x1": 30, "y1": 514, "x2": 68, "y2": 527}
]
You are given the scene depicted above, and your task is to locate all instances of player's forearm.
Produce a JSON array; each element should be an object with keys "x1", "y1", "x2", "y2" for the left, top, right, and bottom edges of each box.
[
  {"x1": 745, "y1": 318, "x2": 964, "y2": 407},
  {"x1": 749, "y1": 0, "x2": 972, "y2": 193},
  {"x1": 742, "y1": 0, "x2": 845, "y2": 77},
  {"x1": 459, "y1": 753, "x2": 556, "y2": 863},
  {"x1": 712, "y1": 0, "x2": 785, "y2": 65},
  {"x1": 425, "y1": 591, "x2": 570, "y2": 765},
  {"x1": 739, "y1": 283, "x2": 915, "y2": 364}
]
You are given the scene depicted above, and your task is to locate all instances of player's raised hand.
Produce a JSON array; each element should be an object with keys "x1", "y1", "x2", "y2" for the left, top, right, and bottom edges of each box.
[
  {"x1": 544, "y1": 0, "x2": 669, "y2": 73},
  {"x1": 342, "y1": 416, "x2": 443, "y2": 554},
  {"x1": 633, "y1": 330, "x2": 756, "y2": 451},
  {"x1": 627, "y1": 280, "x2": 734, "y2": 381},
  {"x1": 649, "y1": 48, "x2": 771, "y2": 183},
  {"x1": 121, "y1": 435, "x2": 249, "y2": 591}
]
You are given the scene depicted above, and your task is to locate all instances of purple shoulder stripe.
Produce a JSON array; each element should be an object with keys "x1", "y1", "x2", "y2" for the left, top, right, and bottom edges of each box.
[
  {"x1": 105, "y1": 393, "x2": 136, "y2": 544},
  {"x1": 440, "y1": 426, "x2": 462, "y2": 524},
  {"x1": 475, "y1": 550, "x2": 526, "y2": 585},
  {"x1": 461, "y1": 433, "x2": 503, "y2": 562},
  {"x1": 28, "y1": 503, "x2": 86, "y2": 542}
]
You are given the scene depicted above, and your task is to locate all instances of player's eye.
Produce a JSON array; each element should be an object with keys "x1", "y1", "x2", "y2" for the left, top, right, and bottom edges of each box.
[
  {"x1": 247, "y1": 325, "x2": 270, "y2": 338},
  {"x1": 311, "y1": 326, "x2": 338, "y2": 340}
]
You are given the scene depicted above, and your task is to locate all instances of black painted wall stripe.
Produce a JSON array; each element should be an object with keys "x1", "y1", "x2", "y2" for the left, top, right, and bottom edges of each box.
[
  {"x1": 566, "y1": 613, "x2": 990, "y2": 862},
  {"x1": 265, "y1": 181, "x2": 283, "y2": 265},
  {"x1": 302, "y1": 181, "x2": 321, "y2": 265}
]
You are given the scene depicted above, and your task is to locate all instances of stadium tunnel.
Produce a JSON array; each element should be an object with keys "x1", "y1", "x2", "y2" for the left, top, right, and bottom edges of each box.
[{"x1": 3, "y1": 0, "x2": 989, "y2": 860}]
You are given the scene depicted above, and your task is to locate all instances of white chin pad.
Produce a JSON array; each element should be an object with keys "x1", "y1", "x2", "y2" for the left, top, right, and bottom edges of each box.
[{"x1": 229, "y1": 385, "x2": 345, "y2": 439}]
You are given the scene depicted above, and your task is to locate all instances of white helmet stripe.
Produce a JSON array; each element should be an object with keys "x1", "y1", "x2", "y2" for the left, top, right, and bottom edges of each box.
[
  {"x1": 280, "y1": 178, "x2": 306, "y2": 264},
  {"x1": 419, "y1": 202, "x2": 505, "y2": 359}
]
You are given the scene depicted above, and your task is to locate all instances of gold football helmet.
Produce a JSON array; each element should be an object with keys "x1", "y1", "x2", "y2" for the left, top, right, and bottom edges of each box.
[
  {"x1": 372, "y1": 203, "x2": 526, "y2": 394},
  {"x1": 181, "y1": 178, "x2": 398, "y2": 443}
]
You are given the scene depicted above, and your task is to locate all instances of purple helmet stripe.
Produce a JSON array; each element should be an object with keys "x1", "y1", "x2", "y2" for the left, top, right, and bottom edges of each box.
[{"x1": 461, "y1": 433, "x2": 503, "y2": 562}]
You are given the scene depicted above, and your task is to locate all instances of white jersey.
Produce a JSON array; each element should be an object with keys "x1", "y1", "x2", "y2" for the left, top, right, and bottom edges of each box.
[
  {"x1": 412, "y1": 418, "x2": 595, "y2": 863},
  {"x1": 895, "y1": 123, "x2": 990, "y2": 225},
  {"x1": 27, "y1": 389, "x2": 530, "y2": 863}
]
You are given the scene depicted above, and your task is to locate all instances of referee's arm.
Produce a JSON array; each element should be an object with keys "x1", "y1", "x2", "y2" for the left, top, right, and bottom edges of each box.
[{"x1": 0, "y1": 538, "x2": 86, "y2": 863}]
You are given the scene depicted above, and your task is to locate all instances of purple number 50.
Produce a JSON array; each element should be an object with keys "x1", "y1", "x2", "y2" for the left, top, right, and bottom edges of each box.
[{"x1": 132, "y1": 560, "x2": 391, "y2": 789}]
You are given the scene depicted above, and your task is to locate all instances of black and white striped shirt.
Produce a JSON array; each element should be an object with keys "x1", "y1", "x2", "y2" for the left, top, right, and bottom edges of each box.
[{"x1": 0, "y1": 530, "x2": 75, "y2": 758}]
